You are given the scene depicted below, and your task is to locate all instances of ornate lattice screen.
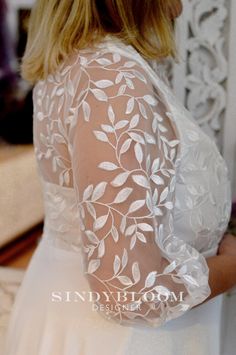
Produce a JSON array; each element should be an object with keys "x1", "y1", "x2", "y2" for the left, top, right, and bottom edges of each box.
[{"x1": 169, "y1": 0, "x2": 235, "y2": 199}]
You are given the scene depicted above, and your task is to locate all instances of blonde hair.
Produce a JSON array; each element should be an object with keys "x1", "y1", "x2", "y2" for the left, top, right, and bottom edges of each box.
[{"x1": 21, "y1": 0, "x2": 179, "y2": 84}]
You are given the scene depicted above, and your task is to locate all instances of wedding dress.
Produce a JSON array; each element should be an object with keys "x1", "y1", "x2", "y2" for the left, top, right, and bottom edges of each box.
[{"x1": 3, "y1": 37, "x2": 232, "y2": 355}]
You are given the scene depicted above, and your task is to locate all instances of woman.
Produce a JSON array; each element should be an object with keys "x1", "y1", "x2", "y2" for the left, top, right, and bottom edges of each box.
[{"x1": 3, "y1": 1, "x2": 236, "y2": 354}]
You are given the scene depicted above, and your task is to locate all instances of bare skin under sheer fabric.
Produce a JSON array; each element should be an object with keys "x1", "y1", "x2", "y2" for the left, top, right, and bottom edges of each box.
[{"x1": 31, "y1": 38, "x2": 231, "y2": 328}]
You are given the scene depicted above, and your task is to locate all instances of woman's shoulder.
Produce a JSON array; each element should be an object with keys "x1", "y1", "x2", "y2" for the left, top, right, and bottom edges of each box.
[{"x1": 55, "y1": 39, "x2": 156, "y2": 98}]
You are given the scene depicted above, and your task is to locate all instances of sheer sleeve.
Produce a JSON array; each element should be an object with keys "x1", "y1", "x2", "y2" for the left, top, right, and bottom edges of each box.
[{"x1": 66, "y1": 51, "x2": 211, "y2": 328}]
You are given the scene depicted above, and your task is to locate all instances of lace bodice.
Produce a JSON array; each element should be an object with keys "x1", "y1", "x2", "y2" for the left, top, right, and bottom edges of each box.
[{"x1": 33, "y1": 37, "x2": 232, "y2": 328}]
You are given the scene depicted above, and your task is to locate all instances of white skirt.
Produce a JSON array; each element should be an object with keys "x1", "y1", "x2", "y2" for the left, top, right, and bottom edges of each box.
[{"x1": 3, "y1": 234, "x2": 225, "y2": 355}]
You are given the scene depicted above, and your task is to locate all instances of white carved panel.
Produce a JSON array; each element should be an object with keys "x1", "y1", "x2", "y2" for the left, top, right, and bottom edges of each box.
[
  {"x1": 223, "y1": 0, "x2": 236, "y2": 200},
  {"x1": 172, "y1": 0, "x2": 228, "y2": 146},
  {"x1": 170, "y1": 0, "x2": 236, "y2": 199}
]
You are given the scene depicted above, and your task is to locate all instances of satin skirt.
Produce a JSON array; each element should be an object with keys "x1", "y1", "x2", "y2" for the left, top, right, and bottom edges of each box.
[{"x1": 3, "y1": 233, "x2": 225, "y2": 355}]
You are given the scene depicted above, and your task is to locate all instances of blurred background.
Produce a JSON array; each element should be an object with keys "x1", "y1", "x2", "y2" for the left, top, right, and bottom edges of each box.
[
  {"x1": 0, "y1": 0, "x2": 44, "y2": 266},
  {"x1": 0, "y1": 0, "x2": 235, "y2": 353}
]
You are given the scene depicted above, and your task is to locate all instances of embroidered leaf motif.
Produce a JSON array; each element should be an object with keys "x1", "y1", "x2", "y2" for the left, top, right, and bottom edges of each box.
[
  {"x1": 111, "y1": 225, "x2": 119, "y2": 242},
  {"x1": 177, "y1": 264, "x2": 187, "y2": 276},
  {"x1": 160, "y1": 187, "x2": 169, "y2": 203},
  {"x1": 91, "y1": 89, "x2": 108, "y2": 101},
  {"x1": 145, "y1": 271, "x2": 157, "y2": 288},
  {"x1": 40, "y1": 133, "x2": 47, "y2": 145},
  {"x1": 93, "y1": 131, "x2": 109, "y2": 142},
  {"x1": 55, "y1": 157, "x2": 66, "y2": 168},
  {"x1": 53, "y1": 133, "x2": 66, "y2": 144},
  {"x1": 154, "y1": 285, "x2": 170, "y2": 296},
  {"x1": 115, "y1": 120, "x2": 129, "y2": 130},
  {"x1": 128, "y1": 200, "x2": 145, "y2": 214},
  {"x1": 144, "y1": 132, "x2": 156, "y2": 144},
  {"x1": 86, "y1": 202, "x2": 96, "y2": 219},
  {"x1": 143, "y1": 95, "x2": 157, "y2": 106},
  {"x1": 94, "y1": 80, "x2": 113, "y2": 88},
  {"x1": 111, "y1": 172, "x2": 130, "y2": 187},
  {"x1": 93, "y1": 214, "x2": 109, "y2": 231},
  {"x1": 125, "y1": 224, "x2": 136, "y2": 236},
  {"x1": 162, "y1": 169, "x2": 170, "y2": 178},
  {"x1": 129, "y1": 114, "x2": 140, "y2": 129},
  {"x1": 101, "y1": 124, "x2": 114, "y2": 133},
  {"x1": 56, "y1": 87, "x2": 64, "y2": 96},
  {"x1": 182, "y1": 275, "x2": 199, "y2": 287},
  {"x1": 85, "y1": 230, "x2": 99, "y2": 244},
  {"x1": 122, "y1": 249, "x2": 128, "y2": 268},
  {"x1": 98, "y1": 239, "x2": 105, "y2": 258},
  {"x1": 171, "y1": 275, "x2": 185, "y2": 284},
  {"x1": 98, "y1": 162, "x2": 119, "y2": 170},
  {"x1": 129, "y1": 132, "x2": 145, "y2": 144},
  {"x1": 154, "y1": 207, "x2": 163, "y2": 216},
  {"x1": 120, "y1": 215, "x2": 127, "y2": 233},
  {"x1": 113, "y1": 53, "x2": 121, "y2": 63},
  {"x1": 130, "y1": 235, "x2": 137, "y2": 250},
  {"x1": 37, "y1": 112, "x2": 44, "y2": 121},
  {"x1": 132, "y1": 262, "x2": 140, "y2": 283},
  {"x1": 163, "y1": 261, "x2": 177, "y2": 274},
  {"x1": 115, "y1": 72, "x2": 123, "y2": 84},
  {"x1": 146, "y1": 191, "x2": 153, "y2": 212},
  {"x1": 95, "y1": 58, "x2": 112, "y2": 65},
  {"x1": 126, "y1": 97, "x2": 135, "y2": 114},
  {"x1": 91, "y1": 182, "x2": 107, "y2": 201},
  {"x1": 123, "y1": 61, "x2": 136, "y2": 68},
  {"x1": 153, "y1": 188, "x2": 159, "y2": 204},
  {"x1": 151, "y1": 175, "x2": 165, "y2": 185},
  {"x1": 82, "y1": 101, "x2": 91, "y2": 122},
  {"x1": 146, "y1": 154, "x2": 151, "y2": 171},
  {"x1": 108, "y1": 105, "x2": 115, "y2": 123},
  {"x1": 134, "y1": 143, "x2": 143, "y2": 164},
  {"x1": 164, "y1": 202, "x2": 173, "y2": 209},
  {"x1": 138, "y1": 223, "x2": 153, "y2": 232},
  {"x1": 113, "y1": 255, "x2": 121, "y2": 274},
  {"x1": 118, "y1": 84, "x2": 126, "y2": 95},
  {"x1": 132, "y1": 175, "x2": 149, "y2": 188},
  {"x1": 112, "y1": 188, "x2": 133, "y2": 204},
  {"x1": 117, "y1": 275, "x2": 133, "y2": 286},
  {"x1": 168, "y1": 139, "x2": 180, "y2": 147},
  {"x1": 136, "y1": 232, "x2": 146, "y2": 243},
  {"x1": 67, "y1": 80, "x2": 75, "y2": 96},
  {"x1": 87, "y1": 259, "x2": 100, "y2": 274},
  {"x1": 133, "y1": 70, "x2": 147, "y2": 83},
  {"x1": 126, "y1": 78, "x2": 134, "y2": 89},
  {"x1": 139, "y1": 102, "x2": 147, "y2": 119},
  {"x1": 64, "y1": 170, "x2": 70, "y2": 185},
  {"x1": 120, "y1": 139, "x2": 132, "y2": 155}
]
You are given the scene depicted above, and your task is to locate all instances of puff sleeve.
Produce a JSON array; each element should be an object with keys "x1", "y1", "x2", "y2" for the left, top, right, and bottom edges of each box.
[{"x1": 66, "y1": 52, "x2": 211, "y2": 328}]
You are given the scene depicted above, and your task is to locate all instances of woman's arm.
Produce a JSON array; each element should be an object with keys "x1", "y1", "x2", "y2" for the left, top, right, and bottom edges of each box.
[
  {"x1": 193, "y1": 234, "x2": 236, "y2": 308},
  {"x1": 66, "y1": 52, "x2": 212, "y2": 327},
  {"x1": 205, "y1": 255, "x2": 236, "y2": 299}
]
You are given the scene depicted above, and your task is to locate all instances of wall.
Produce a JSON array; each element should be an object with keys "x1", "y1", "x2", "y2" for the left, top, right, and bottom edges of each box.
[{"x1": 172, "y1": 0, "x2": 236, "y2": 200}]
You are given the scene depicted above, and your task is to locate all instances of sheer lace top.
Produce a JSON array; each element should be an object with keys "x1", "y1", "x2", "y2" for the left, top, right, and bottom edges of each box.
[{"x1": 33, "y1": 37, "x2": 232, "y2": 328}]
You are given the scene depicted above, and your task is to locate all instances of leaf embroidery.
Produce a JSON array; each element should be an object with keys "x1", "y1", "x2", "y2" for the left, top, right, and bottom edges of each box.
[
  {"x1": 33, "y1": 48, "x2": 216, "y2": 326},
  {"x1": 87, "y1": 259, "x2": 100, "y2": 274}
]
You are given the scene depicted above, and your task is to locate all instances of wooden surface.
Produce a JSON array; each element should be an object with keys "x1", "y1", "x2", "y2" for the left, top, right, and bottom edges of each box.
[{"x1": 0, "y1": 223, "x2": 43, "y2": 268}]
